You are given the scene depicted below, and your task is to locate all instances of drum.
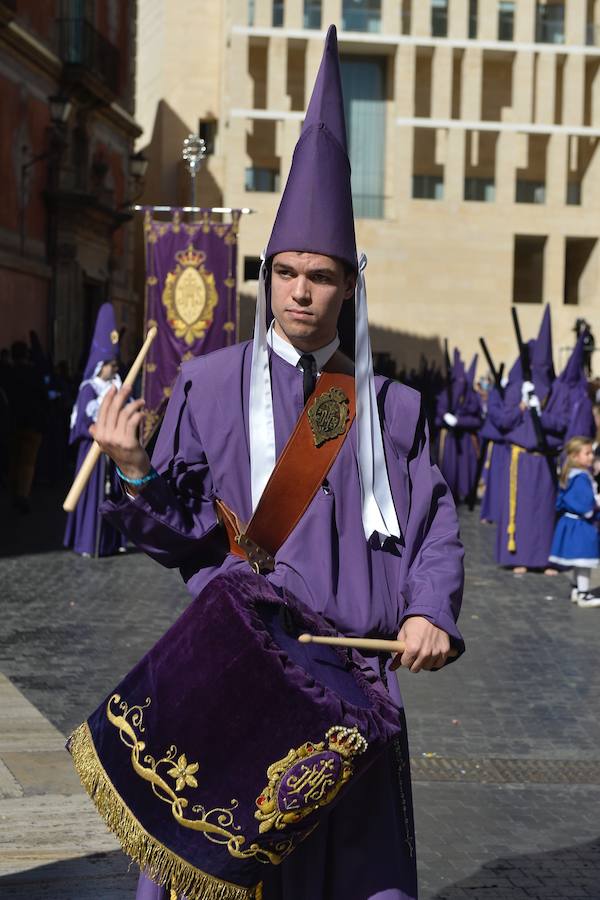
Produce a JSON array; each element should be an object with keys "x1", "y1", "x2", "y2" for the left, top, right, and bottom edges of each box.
[{"x1": 68, "y1": 571, "x2": 402, "y2": 900}]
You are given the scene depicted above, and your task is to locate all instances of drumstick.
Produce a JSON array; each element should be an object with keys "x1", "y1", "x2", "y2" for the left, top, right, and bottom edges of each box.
[
  {"x1": 62, "y1": 326, "x2": 158, "y2": 513},
  {"x1": 298, "y1": 633, "x2": 459, "y2": 658}
]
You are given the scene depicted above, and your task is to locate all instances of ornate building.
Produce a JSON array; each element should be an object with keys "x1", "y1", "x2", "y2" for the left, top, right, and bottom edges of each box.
[
  {"x1": 0, "y1": 0, "x2": 142, "y2": 374},
  {"x1": 138, "y1": 0, "x2": 600, "y2": 373}
]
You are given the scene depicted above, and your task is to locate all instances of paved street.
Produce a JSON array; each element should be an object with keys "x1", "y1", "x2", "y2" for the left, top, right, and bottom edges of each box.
[{"x1": 1, "y1": 483, "x2": 599, "y2": 899}]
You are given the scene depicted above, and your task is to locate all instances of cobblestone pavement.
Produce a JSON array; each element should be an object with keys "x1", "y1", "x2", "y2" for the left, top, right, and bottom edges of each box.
[{"x1": 0, "y1": 483, "x2": 599, "y2": 899}]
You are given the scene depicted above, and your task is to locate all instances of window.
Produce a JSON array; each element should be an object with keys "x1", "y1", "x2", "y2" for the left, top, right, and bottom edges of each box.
[
  {"x1": 431, "y1": 0, "x2": 448, "y2": 37},
  {"x1": 587, "y1": 0, "x2": 598, "y2": 45},
  {"x1": 342, "y1": 0, "x2": 381, "y2": 33},
  {"x1": 341, "y1": 56, "x2": 386, "y2": 218},
  {"x1": 401, "y1": 0, "x2": 412, "y2": 34},
  {"x1": 516, "y1": 135, "x2": 548, "y2": 204},
  {"x1": 516, "y1": 180, "x2": 546, "y2": 203},
  {"x1": 304, "y1": 0, "x2": 321, "y2": 28},
  {"x1": 465, "y1": 177, "x2": 495, "y2": 202},
  {"x1": 567, "y1": 181, "x2": 582, "y2": 205},
  {"x1": 513, "y1": 235, "x2": 546, "y2": 304},
  {"x1": 272, "y1": 0, "x2": 284, "y2": 26},
  {"x1": 469, "y1": 0, "x2": 478, "y2": 38},
  {"x1": 498, "y1": 1, "x2": 514, "y2": 41},
  {"x1": 413, "y1": 128, "x2": 444, "y2": 200},
  {"x1": 244, "y1": 257, "x2": 262, "y2": 281},
  {"x1": 413, "y1": 174, "x2": 444, "y2": 199},
  {"x1": 564, "y1": 238, "x2": 598, "y2": 304},
  {"x1": 535, "y1": 1, "x2": 565, "y2": 45},
  {"x1": 198, "y1": 120, "x2": 217, "y2": 156},
  {"x1": 245, "y1": 167, "x2": 280, "y2": 192},
  {"x1": 248, "y1": 0, "x2": 255, "y2": 26}
]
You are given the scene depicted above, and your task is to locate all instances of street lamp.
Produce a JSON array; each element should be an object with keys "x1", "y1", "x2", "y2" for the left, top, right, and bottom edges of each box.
[
  {"x1": 19, "y1": 94, "x2": 71, "y2": 255},
  {"x1": 182, "y1": 133, "x2": 206, "y2": 209}
]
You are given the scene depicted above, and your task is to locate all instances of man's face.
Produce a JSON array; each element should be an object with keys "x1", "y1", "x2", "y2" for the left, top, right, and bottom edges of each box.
[{"x1": 270, "y1": 251, "x2": 355, "y2": 352}]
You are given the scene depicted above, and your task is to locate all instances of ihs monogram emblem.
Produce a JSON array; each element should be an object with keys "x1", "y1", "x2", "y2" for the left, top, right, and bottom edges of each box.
[
  {"x1": 254, "y1": 726, "x2": 367, "y2": 833},
  {"x1": 307, "y1": 387, "x2": 350, "y2": 447}
]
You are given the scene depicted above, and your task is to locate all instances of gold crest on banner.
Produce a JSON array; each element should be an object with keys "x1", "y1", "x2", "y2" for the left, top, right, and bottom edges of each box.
[{"x1": 162, "y1": 244, "x2": 218, "y2": 346}]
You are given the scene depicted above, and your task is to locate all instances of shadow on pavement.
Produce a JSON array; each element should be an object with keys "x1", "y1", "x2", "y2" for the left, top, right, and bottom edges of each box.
[
  {"x1": 431, "y1": 836, "x2": 600, "y2": 899},
  {"x1": 0, "y1": 851, "x2": 138, "y2": 899}
]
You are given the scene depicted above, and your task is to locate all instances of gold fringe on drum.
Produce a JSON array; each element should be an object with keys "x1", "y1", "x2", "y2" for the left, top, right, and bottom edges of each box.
[{"x1": 68, "y1": 722, "x2": 262, "y2": 900}]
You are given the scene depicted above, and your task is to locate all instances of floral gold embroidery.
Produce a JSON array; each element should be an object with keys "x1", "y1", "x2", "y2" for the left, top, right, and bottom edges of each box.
[
  {"x1": 105, "y1": 695, "x2": 314, "y2": 867},
  {"x1": 167, "y1": 754, "x2": 199, "y2": 791}
]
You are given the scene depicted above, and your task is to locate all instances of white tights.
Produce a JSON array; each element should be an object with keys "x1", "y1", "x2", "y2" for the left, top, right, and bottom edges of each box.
[{"x1": 574, "y1": 566, "x2": 591, "y2": 593}]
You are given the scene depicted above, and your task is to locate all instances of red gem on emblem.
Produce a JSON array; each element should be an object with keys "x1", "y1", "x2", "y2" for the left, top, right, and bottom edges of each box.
[{"x1": 257, "y1": 795, "x2": 265, "y2": 805}]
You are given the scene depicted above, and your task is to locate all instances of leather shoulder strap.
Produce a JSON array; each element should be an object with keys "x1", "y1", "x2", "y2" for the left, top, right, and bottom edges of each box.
[{"x1": 218, "y1": 366, "x2": 355, "y2": 572}]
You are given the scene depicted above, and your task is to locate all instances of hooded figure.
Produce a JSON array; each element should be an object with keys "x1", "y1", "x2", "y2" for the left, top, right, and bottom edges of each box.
[
  {"x1": 479, "y1": 363, "x2": 512, "y2": 525},
  {"x1": 435, "y1": 350, "x2": 483, "y2": 502},
  {"x1": 557, "y1": 330, "x2": 595, "y2": 442},
  {"x1": 63, "y1": 303, "x2": 126, "y2": 557},
  {"x1": 489, "y1": 306, "x2": 570, "y2": 570},
  {"x1": 98, "y1": 26, "x2": 464, "y2": 900}
]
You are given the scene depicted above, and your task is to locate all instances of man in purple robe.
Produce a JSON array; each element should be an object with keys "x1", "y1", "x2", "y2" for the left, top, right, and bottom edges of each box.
[
  {"x1": 490, "y1": 307, "x2": 569, "y2": 572},
  {"x1": 435, "y1": 351, "x2": 482, "y2": 503},
  {"x1": 64, "y1": 303, "x2": 127, "y2": 557},
  {"x1": 91, "y1": 26, "x2": 464, "y2": 900}
]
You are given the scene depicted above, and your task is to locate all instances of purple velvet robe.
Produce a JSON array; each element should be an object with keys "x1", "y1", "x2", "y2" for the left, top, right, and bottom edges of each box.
[
  {"x1": 489, "y1": 379, "x2": 570, "y2": 569},
  {"x1": 435, "y1": 385, "x2": 483, "y2": 504},
  {"x1": 63, "y1": 382, "x2": 125, "y2": 556},
  {"x1": 102, "y1": 341, "x2": 465, "y2": 900},
  {"x1": 479, "y1": 389, "x2": 506, "y2": 524}
]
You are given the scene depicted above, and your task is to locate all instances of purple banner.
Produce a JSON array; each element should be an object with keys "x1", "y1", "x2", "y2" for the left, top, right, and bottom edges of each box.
[{"x1": 141, "y1": 208, "x2": 239, "y2": 443}]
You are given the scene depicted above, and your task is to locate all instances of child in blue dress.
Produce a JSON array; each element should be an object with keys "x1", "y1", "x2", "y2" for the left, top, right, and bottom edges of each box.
[{"x1": 549, "y1": 436, "x2": 600, "y2": 608}]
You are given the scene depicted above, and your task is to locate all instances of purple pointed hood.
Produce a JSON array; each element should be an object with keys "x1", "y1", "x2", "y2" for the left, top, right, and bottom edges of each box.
[
  {"x1": 530, "y1": 304, "x2": 554, "y2": 399},
  {"x1": 83, "y1": 303, "x2": 120, "y2": 381},
  {"x1": 559, "y1": 329, "x2": 588, "y2": 389},
  {"x1": 265, "y1": 25, "x2": 357, "y2": 271},
  {"x1": 466, "y1": 354, "x2": 478, "y2": 388}
]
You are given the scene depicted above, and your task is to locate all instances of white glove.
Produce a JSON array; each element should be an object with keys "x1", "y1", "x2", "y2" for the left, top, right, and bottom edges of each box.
[
  {"x1": 521, "y1": 380, "x2": 535, "y2": 402},
  {"x1": 443, "y1": 412, "x2": 458, "y2": 428},
  {"x1": 528, "y1": 394, "x2": 541, "y2": 412}
]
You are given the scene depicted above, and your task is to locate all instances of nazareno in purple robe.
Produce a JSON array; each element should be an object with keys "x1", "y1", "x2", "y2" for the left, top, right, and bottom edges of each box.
[
  {"x1": 490, "y1": 375, "x2": 571, "y2": 569},
  {"x1": 63, "y1": 382, "x2": 126, "y2": 557},
  {"x1": 102, "y1": 340, "x2": 465, "y2": 900},
  {"x1": 479, "y1": 388, "x2": 507, "y2": 524},
  {"x1": 434, "y1": 379, "x2": 482, "y2": 504}
]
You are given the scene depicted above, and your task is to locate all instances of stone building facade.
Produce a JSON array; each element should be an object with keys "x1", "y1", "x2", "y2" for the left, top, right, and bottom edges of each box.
[
  {"x1": 137, "y1": 0, "x2": 600, "y2": 374},
  {"x1": 0, "y1": 0, "x2": 142, "y2": 375}
]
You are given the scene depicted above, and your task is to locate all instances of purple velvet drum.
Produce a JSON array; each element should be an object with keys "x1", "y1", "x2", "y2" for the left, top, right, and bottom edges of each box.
[{"x1": 68, "y1": 571, "x2": 403, "y2": 900}]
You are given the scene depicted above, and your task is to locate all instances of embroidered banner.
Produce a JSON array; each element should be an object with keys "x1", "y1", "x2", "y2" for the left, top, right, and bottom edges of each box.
[{"x1": 142, "y1": 208, "x2": 240, "y2": 442}]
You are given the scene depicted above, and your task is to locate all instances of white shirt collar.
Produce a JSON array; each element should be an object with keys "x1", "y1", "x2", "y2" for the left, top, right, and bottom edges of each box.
[{"x1": 267, "y1": 321, "x2": 339, "y2": 374}]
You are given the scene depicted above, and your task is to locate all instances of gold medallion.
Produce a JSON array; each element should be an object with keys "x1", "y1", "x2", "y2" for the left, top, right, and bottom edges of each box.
[
  {"x1": 307, "y1": 387, "x2": 350, "y2": 447},
  {"x1": 162, "y1": 245, "x2": 219, "y2": 345}
]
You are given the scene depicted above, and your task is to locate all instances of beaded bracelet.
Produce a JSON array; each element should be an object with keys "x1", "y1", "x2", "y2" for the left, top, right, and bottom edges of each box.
[{"x1": 116, "y1": 465, "x2": 159, "y2": 487}]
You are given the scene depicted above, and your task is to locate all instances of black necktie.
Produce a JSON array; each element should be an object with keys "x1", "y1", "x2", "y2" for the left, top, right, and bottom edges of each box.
[{"x1": 298, "y1": 353, "x2": 317, "y2": 404}]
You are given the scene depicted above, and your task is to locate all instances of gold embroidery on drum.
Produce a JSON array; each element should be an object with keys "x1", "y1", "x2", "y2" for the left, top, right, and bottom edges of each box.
[
  {"x1": 105, "y1": 694, "x2": 313, "y2": 866},
  {"x1": 254, "y1": 726, "x2": 368, "y2": 834},
  {"x1": 307, "y1": 388, "x2": 350, "y2": 447}
]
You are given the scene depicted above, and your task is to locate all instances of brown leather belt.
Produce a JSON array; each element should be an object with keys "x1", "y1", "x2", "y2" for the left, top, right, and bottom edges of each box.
[{"x1": 217, "y1": 368, "x2": 356, "y2": 573}]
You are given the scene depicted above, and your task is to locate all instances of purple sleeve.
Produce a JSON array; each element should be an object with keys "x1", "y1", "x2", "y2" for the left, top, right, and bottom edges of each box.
[
  {"x1": 69, "y1": 384, "x2": 96, "y2": 444},
  {"x1": 397, "y1": 401, "x2": 465, "y2": 653},
  {"x1": 455, "y1": 411, "x2": 482, "y2": 431},
  {"x1": 101, "y1": 373, "x2": 222, "y2": 569}
]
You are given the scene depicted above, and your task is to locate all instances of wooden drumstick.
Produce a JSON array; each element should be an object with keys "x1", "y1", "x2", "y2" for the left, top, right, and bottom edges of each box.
[
  {"x1": 62, "y1": 326, "x2": 158, "y2": 513},
  {"x1": 298, "y1": 633, "x2": 459, "y2": 658}
]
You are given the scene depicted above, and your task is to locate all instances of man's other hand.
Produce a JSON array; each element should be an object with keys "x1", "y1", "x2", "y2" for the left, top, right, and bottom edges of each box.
[{"x1": 390, "y1": 616, "x2": 451, "y2": 673}]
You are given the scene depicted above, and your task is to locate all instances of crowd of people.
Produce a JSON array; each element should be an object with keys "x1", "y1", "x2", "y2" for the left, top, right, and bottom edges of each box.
[{"x1": 394, "y1": 306, "x2": 600, "y2": 609}]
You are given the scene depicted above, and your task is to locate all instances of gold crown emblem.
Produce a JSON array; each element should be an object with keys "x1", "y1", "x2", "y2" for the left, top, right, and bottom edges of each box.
[
  {"x1": 325, "y1": 725, "x2": 368, "y2": 759},
  {"x1": 174, "y1": 244, "x2": 206, "y2": 268}
]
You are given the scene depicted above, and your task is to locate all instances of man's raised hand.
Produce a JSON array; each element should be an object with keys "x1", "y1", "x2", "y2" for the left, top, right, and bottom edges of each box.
[{"x1": 89, "y1": 384, "x2": 150, "y2": 482}]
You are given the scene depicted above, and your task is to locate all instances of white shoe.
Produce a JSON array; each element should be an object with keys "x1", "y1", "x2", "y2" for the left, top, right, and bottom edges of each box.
[{"x1": 577, "y1": 592, "x2": 600, "y2": 608}]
